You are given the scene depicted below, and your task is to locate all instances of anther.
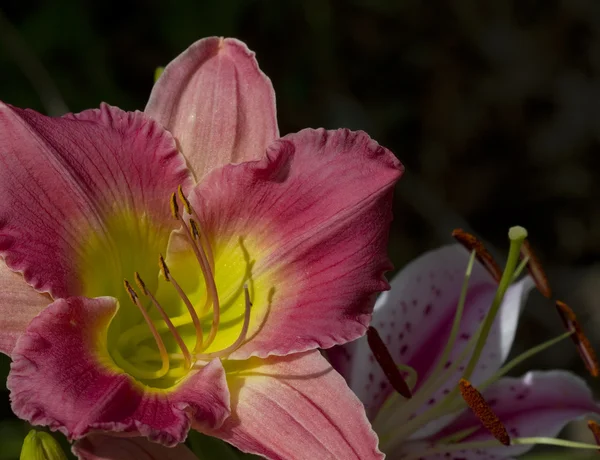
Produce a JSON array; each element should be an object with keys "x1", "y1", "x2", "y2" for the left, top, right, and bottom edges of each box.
[
  {"x1": 159, "y1": 255, "x2": 204, "y2": 353},
  {"x1": 458, "y1": 378, "x2": 510, "y2": 446},
  {"x1": 520, "y1": 240, "x2": 551, "y2": 298},
  {"x1": 367, "y1": 326, "x2": 413, "y2": 399},
  {"x1": 134, "y1": 272, "x2": 148, "y2": 295},
  {"x1": 169, "y1": 192, "x2": 179, "y2": 219},
  {"x1": 135, "y1": 272, "x2": 192, "y2": 370},
  {"x1": 178, "y1": 185, "x2": 192, "y2": 214},
  {"x1": 189, "y1": 218, "x2": 201, "y2": 241},
  {"x1": 158, "y1": 254, "x2": 170, "y2": 281},
  {"x1": 587, "y1": 420, "x2": 600, "y2": 452},
  {"x1": 555, "y1": 301, "x2": 599, "y2": 377},
  {"x1": 452, "y1": 229, "x2": 502, "y2": 283}
]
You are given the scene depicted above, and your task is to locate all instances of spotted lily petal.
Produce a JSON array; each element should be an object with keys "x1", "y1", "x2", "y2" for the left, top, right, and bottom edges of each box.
[
  {"x1": 428, "y1": 371, "x2": 600, "y2": 458},
  {"x1": 333, "y1": 245, "x2": 533, "y2": 421},
  {"x1": 0, "y1": 259, "x2": 50, "y2": 354},
  {"x1": 0, "y1": 103, "x2": 192, "y2": 300},
  {"x1": 8, "y1": 297, "x2": 230, "y2": 446},
  {"x1": 73, "y1": 434, "x2": 198, "y2": 460},
  {"x1": 201, "y1": 351, "x2": 383, "y2": 460},
  {"x1": 145, "y1": 37, "x2": 278, "y2": 180},
  {"x1": 165, "y1": 128, "x2": 402, "y2": 360}
]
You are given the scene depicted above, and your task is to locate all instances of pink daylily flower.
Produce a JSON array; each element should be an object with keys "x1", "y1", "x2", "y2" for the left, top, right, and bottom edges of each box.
[
  {"x1": 0, "y1": 37, "x2": 403, "y2": 459},
  {"x1": 330, "y1": 243, "x2": 600, "y2": 459}
]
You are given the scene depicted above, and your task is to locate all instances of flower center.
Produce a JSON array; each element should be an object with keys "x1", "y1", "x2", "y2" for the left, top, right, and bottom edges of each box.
[{"x1": 105, "y1": 187, "x2": 254, "y2": 388}]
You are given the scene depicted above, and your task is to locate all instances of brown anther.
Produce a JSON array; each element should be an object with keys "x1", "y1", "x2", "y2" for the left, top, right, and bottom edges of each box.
[
  {"x1": 158, "y1": 254, "x2": 170, "y2": 281},
  {"x1": 178, "y1": 185, "x2": 192, "y2": 214},
  {"x1": 169, "y1": 192, "x2": 179, "y2": 219},
  {"x1": 134, "y1": 272, "x2": 148, "y2": 295},
  {"x1": 555, "y1": 301, "x2": 599, "y2": 377},
  {"x1": 452, "y1": 229, "x2": 502, "y2": 283},
  {"x1": 458, "y1": 378, "x2": 510, "y2": 446},
  {"x1": 587, "y1": 420, "x2": 600, "y2": 452},
  {"x1": 123, "y1": 280, "x2": 138, "y2": 304},
  {"x1": 189, "y1": 218, "x2": 201, "y2": 241},
  {"x1": 366, "y1": 326, "x2": 412, "y2": 399},
  {"x1": 520, "y1": 240, "x2": 551, "y2": 298}
]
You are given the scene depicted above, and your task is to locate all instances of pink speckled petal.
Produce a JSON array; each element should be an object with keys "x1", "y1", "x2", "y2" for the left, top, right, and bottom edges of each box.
[
  {"x1": 187, "y1": 128, "x2": 402, "y2": 358},
  {"x1": 145, "y1": 37, "x2": 278, "y2": 180},
  {"x1": 0, "y1": 259, "x2": 50, "y2": 355},
  {"x1": 74, "y1": 434, "x2": 198, "y2": 460},
  {"x1": 337, "y1": 244, "x2": 534, "y2": 421},
  {"x1": 202, "y1": 351, "x2": 383, "y2": 460},
  {"x1": 430, "y1": 371, "x2": 600, "y2": 458},
  {"x1": 8, "y1": 297, "x2": 230, "y2": 446},
  {"x1": 0, "y1": 103, "x2": 192, "y2": 299}
]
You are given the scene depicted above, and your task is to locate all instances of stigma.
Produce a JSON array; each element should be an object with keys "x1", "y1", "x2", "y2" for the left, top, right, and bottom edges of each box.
[{"x1": 113, "y1": 187, "x2": 252, "y2": 383}]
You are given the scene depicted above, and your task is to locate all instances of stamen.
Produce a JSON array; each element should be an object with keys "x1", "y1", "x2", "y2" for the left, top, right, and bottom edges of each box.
[
  {"x1": 169, "y1": 192, "x2": 179, "y2": 219},
  {"x1": 122, "y1": 280, "x2": 169, "y2": 378},
  {"x1": 458, "y1": 378, "x2": 510, "y2": 446},
  {"x1": 177, "y1": 184, "x2": 192, "y2": 214},
  {"x1": 555, "y1": 300, "x2": 599, "y2": 377},
  {"x1": 192, "y1": 284, "x2": 252, "y2": 360},
  {"x1": 188, "y1": 217, "x2": 221, "y2": 350},
  {"x1": 159, "y1": 255, "x2": 203, "y2": 353},
  {"x1": 587, "y1": 420, "x2": 600, "y2": 451},
  {"x1": 520, "y1": 239, "x2": 551, "y2": 298},
  {"x1": 135, "y1": 272, "x2": 192, "y2": 370},
  {"x1": 452, "y1": 228, "x2": 502, "y2": 282},
  {"x1": 158, "y1": 253, "x2": 170, "y2": 281},
  {"x1": 176, "y1": 184, "x2": 215, "y2": 271},
  {"x1": 367, "y1": 326, "x2": 412, "y2": 399}
]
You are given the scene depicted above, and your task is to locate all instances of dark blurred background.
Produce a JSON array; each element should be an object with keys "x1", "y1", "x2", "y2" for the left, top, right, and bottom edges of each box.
[{"x1": 0, "y1": 0, "x2": 599, "y2": 458}]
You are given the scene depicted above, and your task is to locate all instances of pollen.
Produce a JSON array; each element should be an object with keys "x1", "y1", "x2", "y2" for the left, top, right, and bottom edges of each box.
[
  {"x1": 587, "y1": 420, "x2": 600, "y2": 452},
  {"x1": 158, "y1": 254, "x2": 170, "y2": 281},
  {"x1": 452, "y1": 229, "x2": 502, "y2": 282},
  {"x1": 134, "y1": 271, "x2": 148, "y2": 295},
  {"x1": 458, "y1": 378, "x2": 510, "y2": 446},
  {"x1": 178, "y1": 184, "x2": 192, "y2": 214},
  {"x1": 366, "y1": 326, "x2": 412, "y2": 399},
  {"x1": 520, "y1": 239, "x2": 551, "y2": 298},
  {"x1": 169, "y1": 192, "x2": 179, "y2": 219},
  {"x1": 123, "y1": 279, "x2": 138, "y2": 304},
  {"x1": 555, "y1": 300, "x2": 599, "y2": 377}
]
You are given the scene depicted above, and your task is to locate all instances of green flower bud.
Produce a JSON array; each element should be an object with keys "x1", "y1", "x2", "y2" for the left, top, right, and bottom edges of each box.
[
  {"x1": 20, "y1": 430, "x2": 67, "y2": 460},
  {"x1": 154, "y1": 66, "x2": 165, "y2": 82}
]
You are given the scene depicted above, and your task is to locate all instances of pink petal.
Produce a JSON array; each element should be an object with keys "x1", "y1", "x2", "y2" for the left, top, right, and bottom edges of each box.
[
  {"x1": 74, "y1": 434, "x2": 198, "y2": 460},
  {"x1": 0, "y1": 103, "x2": 192, "y2": 299},
  {"x1": 8, "y1": 296, "x2": 230, "y2": 446},
  {"x1": 334, "y1": 245, "x2": 533, "y2": 421},
  {"x1": 430, "y1": 370, "x2": 600, "y2": 458},
  {"x1": 186, "y1": 128, "x2": 402, "y2": 358},
  {"x1": 0, "y1": 259, "x2": 50, "y2": 355},
  {"x1": 202, "y1": 351, "x2": 383, "y2": 460},
  {"x1": 145, "y1": 37, "x2": 278, "y2": 180}
]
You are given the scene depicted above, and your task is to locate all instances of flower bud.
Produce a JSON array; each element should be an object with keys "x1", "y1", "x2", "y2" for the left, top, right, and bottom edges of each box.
[{"x1": 20, "y1": 430, "x2": 67, "y2": 460}]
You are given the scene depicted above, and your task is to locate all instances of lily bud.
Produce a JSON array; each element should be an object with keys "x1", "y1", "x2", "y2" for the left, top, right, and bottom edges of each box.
[{"x1": 20, "y1": 430, "x2": 67, "y2": 460}]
